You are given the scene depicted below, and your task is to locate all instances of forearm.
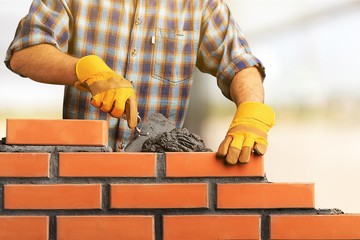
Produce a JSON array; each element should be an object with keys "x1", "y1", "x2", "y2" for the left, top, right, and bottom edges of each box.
[
  {"x1": 230, "y1": 67, "x2": 264, "y2": 107},
  {"x1": 10, "y1": 44, "x2": 78, "y2": 86}
]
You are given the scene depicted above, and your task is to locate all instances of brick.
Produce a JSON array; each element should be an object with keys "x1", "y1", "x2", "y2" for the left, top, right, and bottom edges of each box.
[
  {"x1": 6, "y1": 119, "x2": 108, "y2": 146},
  {"x1": 0, "y1": 152, "x2": 49, "y2": 177},
  {"x1": 59, "y1": 152, "x2": 156, "y2": 177},
  {"x1": 166, "y1": 152, "x2": 264, "y2": 177},
  {"x1": 217, "y1": 183, "x2": 314, "y2": 209},
  {"x1": 271, "y1": 214, "x2": 360, "y2": 239},
  {"x1": 0, "y1": 216, "x2": 48, "y2": 240},
  {"x1": 163, "y1": 215, "x2": 261, "y2": 240},
  {"x1": 110, "y1": 183, "x2": 208, "y2": 209},
  {"x1": 4, "y1": 184, "x2": 101, "y2": 209},
  {"x1": 57, "y1": 216, "x2": 154, "y2": 240}
]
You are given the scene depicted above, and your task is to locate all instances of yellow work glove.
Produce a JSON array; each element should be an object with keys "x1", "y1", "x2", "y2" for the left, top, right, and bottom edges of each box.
[
  {"x1": 217, "y1": 102, "x2": 275, "y2": 164},
  {"x1": 75, "y1": 55, "x2": 138, "y2": 129}
]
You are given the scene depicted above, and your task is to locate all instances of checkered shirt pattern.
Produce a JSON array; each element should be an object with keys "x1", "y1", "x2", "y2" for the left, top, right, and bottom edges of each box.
[{"x1": 5, "y1": 0, "x2": 264, "y2": 151}]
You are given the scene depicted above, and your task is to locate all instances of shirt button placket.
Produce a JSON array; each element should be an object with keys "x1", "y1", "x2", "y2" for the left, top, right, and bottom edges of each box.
[
  {"x1": 131, "y1": 49, "x2": 137, "y2": 57},
  {"x1": 130, "y1": 17, "x2": 140, "y2": 58},
  {"x1": 135, "y1": 17, "x2": 142, "y2": 25}
]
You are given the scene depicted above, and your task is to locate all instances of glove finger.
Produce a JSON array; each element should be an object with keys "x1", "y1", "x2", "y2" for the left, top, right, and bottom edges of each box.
[
  {"x1": 239, "y1": 136, "x2": 255, "y2": 163},
  {"x1": 100, "y1": 90, "x2": 117, "y2": 113},
  {"x1": 226, "y1": 146, "x2": 241, "y2": 165},
  {"x1": 225, "y1": 135, "x2": 245, "y2": 164},
  {"x1": 239, "y1": 146, "x2": 252, "y2": 164},
  {"x1": 109, "y1": 100, "x2": 125, "y2": 118},
  {"x1": 217, "y1": 135, "x2": 233, "y2": 157},
  {"x1": 109, "y1": 90, "x2": 127, "y2": 118},
  {"x1": 254, "y1": 142, "x2": 267, "y2": 155},
  {"x1": 125, "y1": 94, "x2": 138, "y2": 129},
  {"x1": 90, "y1": 93, "x2": 104, "y2": 108}
]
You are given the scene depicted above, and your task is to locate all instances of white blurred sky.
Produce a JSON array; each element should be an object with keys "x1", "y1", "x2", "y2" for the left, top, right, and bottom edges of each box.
[{"x1": 1, "y1": 0, "x2": 360, "y2": 213}]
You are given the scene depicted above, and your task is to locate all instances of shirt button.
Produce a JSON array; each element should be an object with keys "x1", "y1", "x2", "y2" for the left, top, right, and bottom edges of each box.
[
  {"x1": 131, "y1": 49, "x2": 137, "y2": 57},
  {"x1": 135, "y1": 17, "x2": 142, "y2": 25}
]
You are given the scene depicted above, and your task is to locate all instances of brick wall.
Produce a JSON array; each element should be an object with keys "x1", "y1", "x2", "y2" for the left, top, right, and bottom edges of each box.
[{"x1": 0, "y1": 119, "x2": 359, "y2": 240}]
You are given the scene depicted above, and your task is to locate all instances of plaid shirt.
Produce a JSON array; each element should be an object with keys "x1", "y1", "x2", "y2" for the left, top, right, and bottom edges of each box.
[{"x1": 5, "y1": 0, "x2": 264, "y2": 151}]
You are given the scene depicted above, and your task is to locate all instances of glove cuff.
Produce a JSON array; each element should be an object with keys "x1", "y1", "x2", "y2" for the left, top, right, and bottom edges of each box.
[
  {"x1": 75, "y1": 55, "x2": 114, "y2": 85},
  {"x1": 231, "y1": 102, "x2": 275, "y2": 129}
]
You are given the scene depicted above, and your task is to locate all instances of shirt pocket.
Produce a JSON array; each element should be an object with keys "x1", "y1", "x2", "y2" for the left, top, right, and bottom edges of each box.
[{"x1": 152, "y1": 28, "x2": 199, "y2": 84}]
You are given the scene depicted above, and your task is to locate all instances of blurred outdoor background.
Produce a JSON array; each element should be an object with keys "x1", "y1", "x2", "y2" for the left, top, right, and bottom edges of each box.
[{"x1": 1, "y1": 0, "x2": 360, "y2": 213}]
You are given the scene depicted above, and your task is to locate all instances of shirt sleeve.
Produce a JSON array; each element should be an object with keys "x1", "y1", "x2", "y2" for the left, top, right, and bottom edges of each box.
[
  {"x1": 197, "y1": 0, "x2": 265, "y2": 100},
  {"x1": 4, "y1": 0, "x2": 72, "y2": 70}
]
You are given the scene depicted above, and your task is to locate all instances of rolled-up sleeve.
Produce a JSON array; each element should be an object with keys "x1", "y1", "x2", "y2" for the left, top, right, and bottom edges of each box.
[
  {"x1": 5, "y1": 0, "x2": 72, "y2": 69},
  {"x1": 197, "y1": 0, "x2": 265, "y2": 100}
]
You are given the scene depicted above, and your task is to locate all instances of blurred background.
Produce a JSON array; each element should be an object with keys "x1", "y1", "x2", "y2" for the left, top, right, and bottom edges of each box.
[{"x1": 1, "y1": 0, "x2": 360, "y2": 212}]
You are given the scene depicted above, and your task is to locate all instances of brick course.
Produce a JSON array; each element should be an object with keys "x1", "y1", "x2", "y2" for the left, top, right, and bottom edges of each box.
[
  {"x1": 6, "y1": 119, "x2": 108, "y2": 146},
  {"x1": 0, "y1": 119, "x2": 359, "y2": 239}
]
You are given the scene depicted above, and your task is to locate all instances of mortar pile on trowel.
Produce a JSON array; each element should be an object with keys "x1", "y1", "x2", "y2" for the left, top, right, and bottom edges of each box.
[{"x1": 124, "y1": 113, "x2": 211, "y2": 152}]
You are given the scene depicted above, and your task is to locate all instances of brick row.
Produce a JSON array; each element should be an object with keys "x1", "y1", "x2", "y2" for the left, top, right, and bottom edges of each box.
[
  {"x1": 3, "y1": 182, "x2": 314, "y2": 210},
  {"x1": 0, "y1": 152, "x2": 264, "y2": 178},
  {"x1": 2, "y1": 214, "x2": 359, "y2": 240},
  {"x1": 58, "y1": 152, "x2": 264, "y2": 177},
  {"x1": 6, "y1": 119, "x2": 108, "y2": 146}
]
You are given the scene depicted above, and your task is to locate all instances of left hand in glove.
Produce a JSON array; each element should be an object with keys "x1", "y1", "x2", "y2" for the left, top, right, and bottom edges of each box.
[
  {"x1": 75, "y1": 55, "x2": 138, "y2": 129},
  {"x1": 217, "y1": 102, "x2": 275, "y2": 164}
]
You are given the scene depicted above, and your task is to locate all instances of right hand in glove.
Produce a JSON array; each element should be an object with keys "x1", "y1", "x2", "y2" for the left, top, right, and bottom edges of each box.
[
  {"x1": 75, "y1": 55, "x2": 138, "y2": 129},
  {"x1": 217, "y1": 102, "x2": 275, "y2": 164}
]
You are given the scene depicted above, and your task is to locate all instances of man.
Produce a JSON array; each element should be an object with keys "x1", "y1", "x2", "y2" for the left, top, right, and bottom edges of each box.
[{"x1": 5, "y1": 0, "x2": 275, "y2": 164}]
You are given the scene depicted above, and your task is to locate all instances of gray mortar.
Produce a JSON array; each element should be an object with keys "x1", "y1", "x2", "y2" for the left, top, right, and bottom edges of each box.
[
  {"x1": 142, "y1": 128, "x2": 212, "y2": 152},
  {"x1": 0, "y1": 144, "x2": 112, "y2": 153},
  {"x1": 125, "y1": 113, "x2": 212, "y2": 152}
]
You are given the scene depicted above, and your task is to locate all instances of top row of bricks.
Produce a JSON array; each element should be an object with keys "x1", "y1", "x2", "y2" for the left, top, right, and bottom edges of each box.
[{"x1": 6, "y1": 119, "x2": 108, "y2": 146}]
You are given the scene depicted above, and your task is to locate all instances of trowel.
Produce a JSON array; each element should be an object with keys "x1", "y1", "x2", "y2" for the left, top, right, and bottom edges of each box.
[{"x1": 124, "y1": 113, "x2": 176, "y2": 152}]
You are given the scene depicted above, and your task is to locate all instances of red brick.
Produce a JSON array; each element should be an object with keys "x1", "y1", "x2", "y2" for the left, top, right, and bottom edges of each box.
[
  {"x1": 271, "y1": 214, "x2": 360, "y2": 239},
  {"x1": 163, "y1": 215, "x2": 261, "y2": 240},
  {"x1": 166, "y1": 152, "x2": 264, "y2": 177},
  {"x1": 57, "y1": 216, "x2": 154, "y2": 240},
  {"x1": 4, "y1": 184, "x2": 101, "y2": 209},
  {"x1": 59, "y1": 152, "x2": 156, "y2": 177},
  {"x1": 0, "y1": 152, "x2": 49, "y2": 177},
  {"x1": 6, "y1": 119, "x2": 108, "y2": 146},
  {"x1": 0, "y1": 216, "x2": 48, "y2": 240},
  {"x1": 217, "y1": 183, "x2": 314, "y2": 209},
  {"x1": 110, "y1": 183, "x2": 208, "y2": 209}
]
